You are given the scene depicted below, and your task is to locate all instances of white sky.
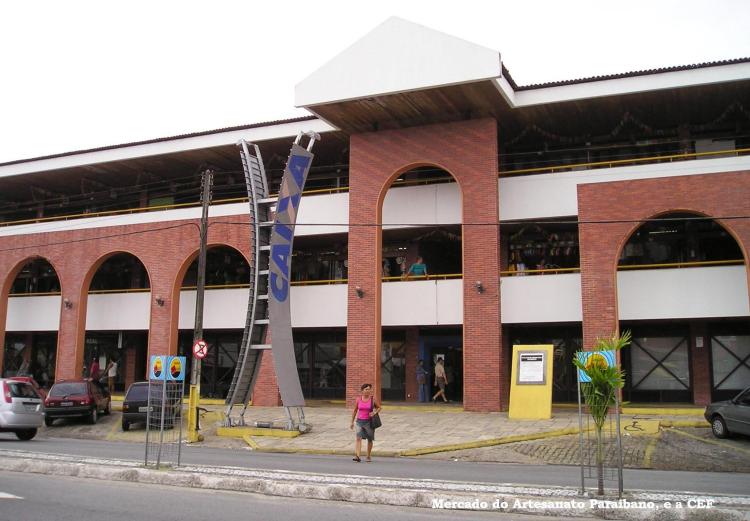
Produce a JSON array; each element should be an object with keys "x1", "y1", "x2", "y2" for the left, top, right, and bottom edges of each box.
[{"x1": 1, "y1": 0, "x2": 749, "y2": 164}]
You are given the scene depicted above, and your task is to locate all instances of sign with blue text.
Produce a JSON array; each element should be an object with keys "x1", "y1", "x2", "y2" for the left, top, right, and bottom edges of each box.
[{"x1": 268, "y1": 142, "x2": 314, "y2": 407}]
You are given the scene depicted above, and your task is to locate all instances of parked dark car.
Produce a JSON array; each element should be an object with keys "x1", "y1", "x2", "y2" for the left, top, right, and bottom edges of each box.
[
  {"x1": 704, "y1": 386, "x2": 750, "y2": 438},
  {"x1": 9, "y1": 376, "x2": 47, "y2": 400},
  {"x1": 122, "y1": 381, "x2": 181, "y2": 431},
  {"x1": 0, "y1": 378, "x2": 44, "y2": 440},
  {"x1": 44, "y1": 379, "x2": 110, "y2": 426}
]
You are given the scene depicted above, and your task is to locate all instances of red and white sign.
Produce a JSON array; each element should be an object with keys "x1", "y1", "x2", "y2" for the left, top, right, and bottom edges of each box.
[{"x1": 192, "y1": 339, "x2": 208, "y2": 359}]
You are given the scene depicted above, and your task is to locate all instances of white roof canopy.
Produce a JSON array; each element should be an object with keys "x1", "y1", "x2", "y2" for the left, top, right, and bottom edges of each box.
[{"x1": 295, "y1": 17, "x2": 502, "y2": 108}]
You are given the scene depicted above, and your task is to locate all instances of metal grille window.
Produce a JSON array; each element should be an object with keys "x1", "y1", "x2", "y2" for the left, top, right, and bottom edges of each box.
[
  {"x1": 630, "y1": 336, "x2": 690, "y2": 391},
  {"x1": 711, "y1": 335, "x2": 750, "y2": 390}
]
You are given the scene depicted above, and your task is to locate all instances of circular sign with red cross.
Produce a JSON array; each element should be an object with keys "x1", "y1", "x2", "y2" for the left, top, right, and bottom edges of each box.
[{"x1": 192, "y1": 339, "x2": 208, "y2": 359}]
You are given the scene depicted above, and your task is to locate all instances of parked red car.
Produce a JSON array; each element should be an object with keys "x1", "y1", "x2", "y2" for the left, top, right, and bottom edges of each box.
[
  {"x1": 9, "y1": 376, "x2": 47, "y2": 400},
  {"x1": 44, "y1": 379, "x2": 110, "y2": 426}
]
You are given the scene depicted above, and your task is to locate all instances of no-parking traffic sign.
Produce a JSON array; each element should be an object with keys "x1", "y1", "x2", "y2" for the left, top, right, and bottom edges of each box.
[{"x1": 192, "y1": 339, "x2": 208, "y2": 359}]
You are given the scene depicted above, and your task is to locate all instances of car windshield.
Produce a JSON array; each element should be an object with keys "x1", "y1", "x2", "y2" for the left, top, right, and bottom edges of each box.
[
  {"x1": 49, "y1": 382, "x2": 87, "y2": 397},
  {"x1": 125, "y1": 385, "x2": 150, "y2": 401},
  {"x1": 7, "y1": 382, "x2": 39, "y2": 399}
]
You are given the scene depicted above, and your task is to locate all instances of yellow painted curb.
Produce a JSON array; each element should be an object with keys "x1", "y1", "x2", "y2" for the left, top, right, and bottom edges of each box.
[
  {"x1": 399, "y1": 427, "x2": 581, "y2": 457},
  {"x1": 111, "y1": 395, "x2": 225, "y2": 406},
  {"x1": 660, "y1": 420, "x2": 708, "y2": 428},
  {"x1": 381, "y1": 405, "x2": 464, "y2": 412},
  {"x1": 623, "y1": 407, "x2": 705, "y2": 416},
  {"x1": 667, "y1": 428, "x2": 750, "y2": 456},
  {"x1": 216, "y1": 426, "x2": 301, "y2": 438},
  {"x1": 242, "y1": 435, "x2": 259, "y2": 449}
]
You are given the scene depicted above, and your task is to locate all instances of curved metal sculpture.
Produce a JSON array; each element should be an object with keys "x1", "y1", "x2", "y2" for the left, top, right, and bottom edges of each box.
[{"x1": 225, "y1": 132, "x2": 319, "y2": 429}]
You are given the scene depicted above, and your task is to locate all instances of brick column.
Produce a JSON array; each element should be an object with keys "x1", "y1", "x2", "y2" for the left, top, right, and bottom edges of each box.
[
  {"x1": 404, "y1": 327, "x2": 419, "y2": 402},
  {"x1": 124, "y1": 346, "x2": 136, "y2": 390},
  {"x1": 347, "y1": 118, "x2": 502, "y2": 411},
  {"x1": 691, "y1": 323, "x2": 712, "y2": 406},
  {"x1": 0, "y1": 259, "x2": 12, "y2": 375},
  {"x1": 252, "y1": 351, "x2": 282, "y2": 406}
]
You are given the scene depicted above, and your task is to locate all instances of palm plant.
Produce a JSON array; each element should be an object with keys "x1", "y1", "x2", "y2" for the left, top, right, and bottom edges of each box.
[{"x1": 572, "y1": 330, "x2": 631, "y2": 496}]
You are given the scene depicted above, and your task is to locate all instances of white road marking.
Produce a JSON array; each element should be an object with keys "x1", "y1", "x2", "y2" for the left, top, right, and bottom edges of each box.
[{"x1": 0, "y1": 492, "x2": 23, "y2": 499}]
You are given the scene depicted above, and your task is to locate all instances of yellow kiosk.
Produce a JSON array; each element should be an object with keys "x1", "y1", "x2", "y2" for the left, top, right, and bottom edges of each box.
[{"x1": 508, "y1": 344, "x2": 554, "y2": 420}]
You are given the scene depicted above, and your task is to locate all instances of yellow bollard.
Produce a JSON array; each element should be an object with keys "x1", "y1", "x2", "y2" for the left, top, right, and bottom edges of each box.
[{"x1": 186, "y1": 384, "x2": 204, "y2": 443}]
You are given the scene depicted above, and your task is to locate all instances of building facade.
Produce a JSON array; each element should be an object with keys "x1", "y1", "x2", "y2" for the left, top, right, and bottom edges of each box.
[{"x1": 1, "y1": 18, "x2": 749, "y2": 411}]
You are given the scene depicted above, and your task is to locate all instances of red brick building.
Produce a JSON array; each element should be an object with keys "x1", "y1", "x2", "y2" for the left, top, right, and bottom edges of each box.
[{"x1": 1, "y1": 18, "x2": 748, "y2": 410}]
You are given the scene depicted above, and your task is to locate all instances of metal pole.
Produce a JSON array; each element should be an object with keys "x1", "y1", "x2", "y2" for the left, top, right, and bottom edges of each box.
[
  {"x1": 187, "y1": 169, "x2": 213, "y2": 443},
  {"x1": 577, "y1": 378, "x2": 585, "y2": 495}
]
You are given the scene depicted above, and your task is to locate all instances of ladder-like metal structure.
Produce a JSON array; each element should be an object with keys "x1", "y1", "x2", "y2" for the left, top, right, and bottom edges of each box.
[{"x1": 224, "y1": 140, "x2": 274, "y2": 426}]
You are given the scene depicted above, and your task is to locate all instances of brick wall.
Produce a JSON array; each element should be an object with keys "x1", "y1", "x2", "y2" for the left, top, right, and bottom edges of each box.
[
  {"x1": 578, "y1": 171, "x2": 750, "y2": 401},
  {"x1": 347, "y1": 118, "x2": 503, "y2": 411},
  {"x1": 0, "y1": 215, "x2": 253, "y2": 383},
  {"x1": 578, "y1": 171, "x2": 750, "y2": 349}
]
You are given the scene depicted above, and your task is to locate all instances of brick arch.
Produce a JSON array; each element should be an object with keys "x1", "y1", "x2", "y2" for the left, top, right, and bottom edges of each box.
[
  {"x1": 347, "y1": 118, "x2": 502, "y2": 412},
  {"x1": 578, "y1": 171, "x2": 750, "y2": 350},
  {"x1": 616, "y1": 209, "x2": 748, "y2": 269},
  {"x1": 0, "y1": 254, "x2": 63, "y2": 375},
  {"x1": 376, "y1": 161, "x2": 464, "y2": 212},
  {"x1": 83, "y1": 249, "x2": 153, "y2": 292},
  {"x1": 166, "y1": 223, "x2": 252, "y2": 355}
]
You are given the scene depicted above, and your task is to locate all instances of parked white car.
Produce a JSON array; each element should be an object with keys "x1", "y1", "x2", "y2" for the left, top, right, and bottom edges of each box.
[{"x1": 0, "y1": 378, "x2": 44, "y2": 440}]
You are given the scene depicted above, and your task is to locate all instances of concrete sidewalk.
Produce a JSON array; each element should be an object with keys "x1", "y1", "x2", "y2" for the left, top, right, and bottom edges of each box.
[{"x1": 192, "y1": 403, "x2": 708, "y2": 457}]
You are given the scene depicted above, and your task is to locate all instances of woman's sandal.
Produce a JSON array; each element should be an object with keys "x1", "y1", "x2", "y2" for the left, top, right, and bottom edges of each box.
[
  {"x1": 352, "y1": 456, "x2": 361, "y2": 462},
  {"x1": 365, "y1": 457, "x2": 372, "y2": 463}
]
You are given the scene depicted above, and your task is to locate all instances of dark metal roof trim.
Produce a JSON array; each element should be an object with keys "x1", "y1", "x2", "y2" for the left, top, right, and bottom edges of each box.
[
  {"x1": 503, "y1": 57, "x2": 750, "y2": 91},
  {"x1": 0, "y1": 115, "x2": 319, "y2": 168}
]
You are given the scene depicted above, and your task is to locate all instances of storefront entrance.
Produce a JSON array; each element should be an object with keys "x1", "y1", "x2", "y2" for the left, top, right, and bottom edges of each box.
[
  {"x1": 2, "y1": 332, "x2": 57, "y2": 388},
  {"x1": 421, "y1": 332, "x2": 463, "y2": 402},
  {"x1": 505, "y1": 325, "x2": 582, "y2": 403}
]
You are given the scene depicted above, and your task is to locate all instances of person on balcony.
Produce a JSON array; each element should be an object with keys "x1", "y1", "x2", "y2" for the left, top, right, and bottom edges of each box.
[{"x1": 405, "y1": 257, "x2": 428, "y2": 279}]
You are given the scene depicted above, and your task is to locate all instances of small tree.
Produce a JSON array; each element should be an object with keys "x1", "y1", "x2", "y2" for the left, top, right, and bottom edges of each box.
[{"x1": 573, "y1": 330, "x2": 631, "y2": 496}]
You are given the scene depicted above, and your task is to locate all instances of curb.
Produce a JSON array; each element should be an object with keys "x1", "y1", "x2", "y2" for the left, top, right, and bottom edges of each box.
[{"x1": 1, "y1": 451, "x2": 748, "y2": 521}]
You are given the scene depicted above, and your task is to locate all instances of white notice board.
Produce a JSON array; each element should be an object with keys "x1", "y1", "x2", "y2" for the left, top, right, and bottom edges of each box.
[{"x1": 517, "y1": 351, "x2": 546, "y2": 385}]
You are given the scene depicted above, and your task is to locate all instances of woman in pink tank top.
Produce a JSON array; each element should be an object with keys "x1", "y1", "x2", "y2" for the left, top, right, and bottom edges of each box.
[{"x1": 349, "y1": 383, "x2": 381, "y2": 462}]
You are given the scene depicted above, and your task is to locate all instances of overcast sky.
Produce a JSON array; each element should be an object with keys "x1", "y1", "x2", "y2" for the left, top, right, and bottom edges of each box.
[{"x1": 1, "y1": 0, "x2": 749, "y2": 164}]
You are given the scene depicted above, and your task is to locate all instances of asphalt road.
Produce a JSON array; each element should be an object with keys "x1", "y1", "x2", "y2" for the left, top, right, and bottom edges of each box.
[
  {"x1": 1, "y1": 435, "x2": 749, "y2": 496},
  {"x1": 0, "y1": 471, "x2": 597, "y2": 521}
]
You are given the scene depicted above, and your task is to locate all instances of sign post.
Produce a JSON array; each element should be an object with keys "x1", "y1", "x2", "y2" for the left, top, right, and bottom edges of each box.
[{"x1": 508, "y1": 344, "x2": 554, "y2": 420}]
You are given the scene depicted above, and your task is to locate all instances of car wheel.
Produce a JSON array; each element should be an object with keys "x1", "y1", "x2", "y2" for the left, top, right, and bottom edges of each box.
[
  {"x1": 122, "y1": 420, "x2": 130, "y2": 432},
  {"x1": 88, "y1": 408, "x2": 98, "y2": 425},
  {"x1": 44, "y1": 416, "x2": 55, "y2": 427},
  {"x1": 711, "y1": 415, "x2": 729, "y2": 438},
  {"x1": 15, "y1": 429, "x2": 37, "y2": 441}
]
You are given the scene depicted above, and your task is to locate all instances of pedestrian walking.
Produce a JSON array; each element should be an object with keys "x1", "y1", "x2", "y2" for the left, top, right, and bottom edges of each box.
[
  {"x1": 105, "y1": 359, "x2": 118, "y2": 392},
  {"x1": 432, "y1": 358, "x2": 449, "y2": 402},
  {"x1": 416, "y1": 360, "x2": 430, "y2": 402},
  {"x1": 349, "y1": 383, "x2": 381, "y2": 462},
  {"x1": 89, "y1": 357, "x2": 100, "y2": 380}
]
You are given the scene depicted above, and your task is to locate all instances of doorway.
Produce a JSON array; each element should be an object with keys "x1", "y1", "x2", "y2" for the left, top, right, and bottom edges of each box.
[{"x1": 421, "y1": 332, "x2": 463, "y2": 402}]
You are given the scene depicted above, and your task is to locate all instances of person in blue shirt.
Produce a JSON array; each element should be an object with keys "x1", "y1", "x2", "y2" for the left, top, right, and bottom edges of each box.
[
  {"x1": 406, "y1": 256, "x2": 428, "y2": 279},
  {"x1": 416, "y1": 360, "x2": 430, "y2": 402}
]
